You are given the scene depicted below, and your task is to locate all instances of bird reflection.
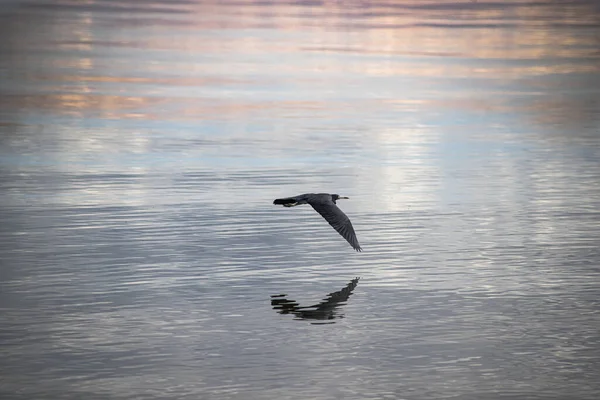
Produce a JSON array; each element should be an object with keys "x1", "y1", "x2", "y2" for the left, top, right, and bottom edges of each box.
[{"x1": 271, "y1": 277, "x2": 360, "y2": 324}]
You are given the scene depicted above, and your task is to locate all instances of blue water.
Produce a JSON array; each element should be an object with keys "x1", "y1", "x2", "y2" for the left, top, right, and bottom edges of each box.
[{"x1": 1, "y1": 1, "x2": 599, "y2": 399}]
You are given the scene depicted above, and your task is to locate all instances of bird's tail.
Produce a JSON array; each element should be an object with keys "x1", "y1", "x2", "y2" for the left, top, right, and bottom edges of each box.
[{"x1": 273, "y1": 197, "x2": 299, "y2": 207}]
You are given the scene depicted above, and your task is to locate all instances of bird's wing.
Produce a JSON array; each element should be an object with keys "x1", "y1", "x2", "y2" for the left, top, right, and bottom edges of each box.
[{"x1": 308, "y1": 199, "x2": 362, "y2": 252}]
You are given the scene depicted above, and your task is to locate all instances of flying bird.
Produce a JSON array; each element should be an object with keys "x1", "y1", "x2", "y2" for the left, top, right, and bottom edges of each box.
[{"x1": 273, "y1": 193, "x2": 362, "y2": 251}]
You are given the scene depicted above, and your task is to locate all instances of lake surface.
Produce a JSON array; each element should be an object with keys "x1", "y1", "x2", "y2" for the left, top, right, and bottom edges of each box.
[{"x1": 1, "y1": 1, "x2": 599, "y2": 399}]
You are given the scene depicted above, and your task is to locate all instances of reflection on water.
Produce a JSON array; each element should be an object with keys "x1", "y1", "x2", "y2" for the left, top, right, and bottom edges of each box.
[
  {"x1": 1, "y1": 0, "x2": 600, "y2": 399},
  {"x1": 271, "y1": 277, "x2": 360, "y2": 324}
]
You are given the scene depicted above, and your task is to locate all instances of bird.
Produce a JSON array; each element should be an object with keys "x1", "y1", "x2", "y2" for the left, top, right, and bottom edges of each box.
[{"x1": 273, "y1": 193, "x2": 362, "y2": 251}]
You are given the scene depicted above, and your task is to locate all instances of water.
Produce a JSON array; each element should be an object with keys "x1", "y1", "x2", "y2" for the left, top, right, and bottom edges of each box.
[{"x1": 1, "y1": 1, "x2": 599, "y2": 399}]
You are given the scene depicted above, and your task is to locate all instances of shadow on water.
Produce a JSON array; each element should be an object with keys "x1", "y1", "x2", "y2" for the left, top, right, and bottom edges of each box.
[{"x1": 271, "y1": 277, "x2": 360, "y2": 325}]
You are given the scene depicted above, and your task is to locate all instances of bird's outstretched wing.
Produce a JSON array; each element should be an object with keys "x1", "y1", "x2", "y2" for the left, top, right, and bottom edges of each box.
[{"x1": 308, "y1": 198, "x2": 362, "y2": 252}]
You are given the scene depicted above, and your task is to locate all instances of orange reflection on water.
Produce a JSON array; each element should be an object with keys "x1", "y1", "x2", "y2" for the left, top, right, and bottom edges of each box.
[
  {"x1": 0, "y1": 0, "x2": 598, "y2": 125},
  {"x1": 0, "y1": 93, "x2": 163, "y2": 120}
]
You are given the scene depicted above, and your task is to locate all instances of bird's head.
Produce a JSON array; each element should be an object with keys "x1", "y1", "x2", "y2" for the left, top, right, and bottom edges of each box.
[{"x1": 331, "y1": 194, "x2": 349, "y2": 203}]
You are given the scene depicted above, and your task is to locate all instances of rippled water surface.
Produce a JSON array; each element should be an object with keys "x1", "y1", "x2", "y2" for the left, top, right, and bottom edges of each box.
[{"x1": 1, "y1": 1, "x2": 600, "y2": 399}]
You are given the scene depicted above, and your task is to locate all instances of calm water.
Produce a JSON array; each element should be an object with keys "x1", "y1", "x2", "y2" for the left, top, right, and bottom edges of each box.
[{"x1": 1, "y1": 1, "x2": 600, "y2": 399}]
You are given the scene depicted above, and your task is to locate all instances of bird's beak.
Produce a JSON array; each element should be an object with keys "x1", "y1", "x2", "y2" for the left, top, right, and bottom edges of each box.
[{"x1": 339, "y1": 196, "x2": 349, "y2": 199}]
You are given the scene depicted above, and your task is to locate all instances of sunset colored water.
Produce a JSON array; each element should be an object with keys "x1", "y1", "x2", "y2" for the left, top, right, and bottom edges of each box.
[{"x1": 1, "y1": 1, "x2": 599, "y2": 399}]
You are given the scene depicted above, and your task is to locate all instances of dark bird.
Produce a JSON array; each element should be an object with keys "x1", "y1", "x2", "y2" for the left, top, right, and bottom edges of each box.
[{"x1": 273, "y1": 193, "x2": 362, "y2": 251}]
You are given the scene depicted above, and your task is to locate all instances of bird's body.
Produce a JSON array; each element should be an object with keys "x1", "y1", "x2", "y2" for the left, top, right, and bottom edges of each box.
[{"x1": 273, "y1": 193, "x2": 362, "y2": 252}]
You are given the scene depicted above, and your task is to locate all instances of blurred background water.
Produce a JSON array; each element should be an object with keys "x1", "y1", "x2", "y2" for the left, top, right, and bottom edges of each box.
[{"x1": 1, "y1": 1, "x2": 599, "y2": 399}]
